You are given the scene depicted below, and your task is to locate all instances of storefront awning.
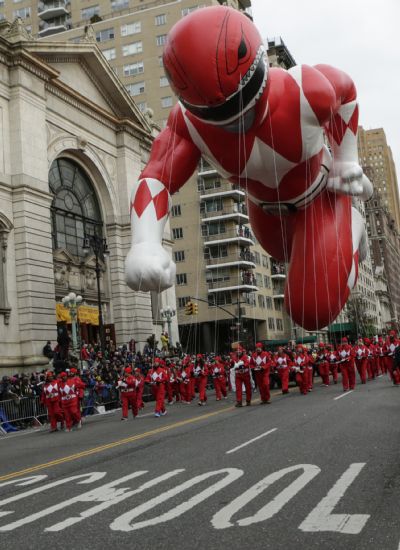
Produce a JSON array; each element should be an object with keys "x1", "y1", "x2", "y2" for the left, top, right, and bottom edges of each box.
[
  {"x1": 328, "y1": 322, "x2": 355, "y2": 333},
  {"x1": 56, "y1": 303, "x2": 99, "y2": 325}
]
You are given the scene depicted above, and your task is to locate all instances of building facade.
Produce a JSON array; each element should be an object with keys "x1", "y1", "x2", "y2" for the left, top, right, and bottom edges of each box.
[
  {"x1": 358, "y1": 126, "x2": 400, "y2": 231},
  {"x1": 0, "y1": 20, "x2": 177, "y2": 372}
]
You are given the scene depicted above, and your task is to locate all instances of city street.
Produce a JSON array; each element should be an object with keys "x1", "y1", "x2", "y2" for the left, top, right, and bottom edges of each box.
[{"x1": 1, "y1": 376, "x2": 399, "y2": 550}]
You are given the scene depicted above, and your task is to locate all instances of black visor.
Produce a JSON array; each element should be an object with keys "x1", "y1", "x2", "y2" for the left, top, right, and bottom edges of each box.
[{"x1": 181, "y1": 56, "x2": 266, "y2": 123}]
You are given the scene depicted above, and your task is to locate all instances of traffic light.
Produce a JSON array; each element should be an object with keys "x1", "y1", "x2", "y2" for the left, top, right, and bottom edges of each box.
[
  {"x1": 192, "y1": 303, "x2": 198, "y2": 315},
  {"x1": 185, "y1": 301, "x2": 193, "y2": 315}
]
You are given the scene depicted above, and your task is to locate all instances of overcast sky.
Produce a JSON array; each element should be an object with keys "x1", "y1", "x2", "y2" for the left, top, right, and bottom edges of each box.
[{"x1": 251, "y1": 0, "x2": 400, "y2": 175}]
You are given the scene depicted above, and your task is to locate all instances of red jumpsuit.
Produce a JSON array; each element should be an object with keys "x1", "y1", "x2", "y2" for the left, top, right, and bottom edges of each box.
[
  {"x1": 274, "y1": 353, "x2": 291, "y2": 394},
  {"x1": 383, "y1": 339, "x2": 400, "y2": 384},
  {"x1": 118, "y1": 375, "x2": 138, "y2": 419},
  {"x1": 327, "y1": 349, "x2": 339, "y2": 383},
  {"x1": 354, "y1": 343, "x2": 368, "y2": 384},
  {"x1": 146, "y1": 366, "x2": 167, "y2": 415},
  {"x1": 316, "y1": 349, "x2": 330, "y2": 386},
  {"x1": 135, "y1": 372, "x2": 145, "y2": 410},
  {"x1": 194, "y1": 363, "x2": 209, "y2": 405},
  {"x1": 59, "y1": 379, "x2": 81, "y2": 430},
  {"x1": 251, "y1": 350, "x2": 271, "y2": 403},
  {"x1": 212, "y1": 360, "x2": 227, "y2": 400},
  {"x1": 232, "y1": 352, "x2": 252, "y2": 406},
  {"x1": 376, "y1": 339, "x2": 386, "y2": 374},
  {"x1": 293, "y1": 352, "x2": 310, "y2": 395},
  {"x1": 41, "y1": 380, "x2": 64, "y2": 431},
  {"x1": 336, "y1": 344, "x2": 356, "y2": 391},
  {"x1": 365, "y1": 343, "x2": 377, "y2": 380}
]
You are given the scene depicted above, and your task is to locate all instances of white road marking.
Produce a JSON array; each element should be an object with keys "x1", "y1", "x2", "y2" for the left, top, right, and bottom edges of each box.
[
  {"x1": 0, "y1": 472, "x2": 106, "y2": 523},
  {"x1": 0, "y1": 476, "x2": 48, "y2": 489},
  {"x1": 212, "y1": 464, "x2": 320, "y2": 529},
  {"x1": 334, "y1": 390, "x2": 354, "y2": 401},
  {"x1": 299, "y1": 463, "x2": 369, "y2": 534},
  {"x1": 226, "y1": 428, "x2": 278, "y2": 454},
  {"x1": 110, "y1": 468, "x2": 243, "y2": 532}
]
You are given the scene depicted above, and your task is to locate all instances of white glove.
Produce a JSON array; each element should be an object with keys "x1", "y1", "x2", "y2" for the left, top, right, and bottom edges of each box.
[
  {"x1": 327, "y1": 162, "x2": 373, "y2": 201},
  {"x1": 125, "y1": 242, "x2": 176, "y2": 292}
]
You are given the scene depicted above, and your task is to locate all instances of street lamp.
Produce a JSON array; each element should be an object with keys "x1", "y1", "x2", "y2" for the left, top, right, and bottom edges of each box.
[
  {"x1": 160, "y1": 305, "x2": 176, "y2": 349},
  {"x1": 62, "y1": 292, "x2": 82, "y2": 355},
  {"x1": 82, "y1": 234, "x2": 109, "y2": 352}
]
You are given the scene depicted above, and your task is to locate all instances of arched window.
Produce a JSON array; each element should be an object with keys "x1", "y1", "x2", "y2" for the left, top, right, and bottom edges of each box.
[{"x1": 49, "y1": 158, "x2": 103, "y2": 259}]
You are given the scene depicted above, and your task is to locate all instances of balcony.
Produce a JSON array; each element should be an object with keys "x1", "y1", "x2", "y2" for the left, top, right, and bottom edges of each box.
[
  {"x1": 38, "y1": 18, "x2": 71, "y2": 36},
  {"x1": 272, "y1": 281, "x2": 285, "y2": 299},
  {"x1": 201, "y1": 205, "x2": 249, "y2": 223},
  {"x1": 206, "y1": 251, "x2": 256, "y2": 270},
  {"x1": 38, "y1": 0, "x2": 70, "y2": 20},
  {"x1": 198, "y1": 158, "x2": 218, "y2": 176},
  {"x1": 203, "y1": 227, "x2": 255, "y2": 247},
  {"x1": 271, "y1": 260, "x2": 287, "y2": 279},
  {"x1": 199, "y1": 181, "x2": 245, "y2": 201},
  {"x1": 208, "y1": 280, "x2": 259, "y2": 293}
]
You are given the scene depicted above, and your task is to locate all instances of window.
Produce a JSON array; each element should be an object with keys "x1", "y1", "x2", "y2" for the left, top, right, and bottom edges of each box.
[
  {"x1": 276, "y1": 319, "x2": 283, "y2": 331},
  {"x1": 102, "y1": 48, "x2": 116, "y2": 61},
  {"x1": 137, "y1": 101, "x2": 147, "y2": 113},
  {"x1": 122, "y1": 41, "x2": 143, "y2": 56},
  {"x1": 121, "y1": 21, "x2": 141, "y2": 36},
  {"x1": 268, "y1": 317, "x2": 275, "y2": 330},
  {"x1": 264, "y1": 275, "x2": 271, "y2": 288},
  {"x1": 174, "y1": 250, "x2": 185, "y2": 263},
  {"x1": 172, "y1": 228, "x2": 183, "y2": 239},
  {"x1": 49, "y1": 158, "x2": 103, "y2": 260},
  {"x1": 182, "y1": 5, "x2": 205, "y2": 16},
  {"x1": 161, "y1": 96, "x2": 173, "y2": 108},
  {"x1": 13, "y1": 6, "x2": 30, "y2": 18},
  {"x1": 158, "y1": 56, "x2": 164, "y2": 67},
  {"x1": 208, "y1": 291, "x2": 232, "y2": 306},
  {"x1": 178, "y1": 297, "x2": 190, "y2": 308},
  {"x1": 274, "y1": 300, "x2": 282, "y2": 311},
  {"x1": 155, "y1": 14, "x2": 166, "y2": 25},
  {"x1": 262, "y1": 255, "x2": 269, "y2": 268},
  {"x1": 257, "y1": 294, "x2": 265, "y2": 308},
  {"x1": 96, "y1": 28, "x2": 114, "y2": 42},
  {"x1": 255, "y1": 273, "x2": 263, "y2": 287},
  {"x1": 206, "y1": 267, "x2": 230, "y2": 283},
  {"x1": 160, "y1": 76, "x2": 169, "y2": 87},
  {"x1": 156, "y1": 34, "x2": 167, "y2": 46},
  {"x1": 123, "y1": 61, "x2": 144, "y2": 76},
  {"x1": 202, "y1": 221, "x2": 225, "y2": 236},
  {"x1": 266, "y1": 296, "x2": 273, "y2": 309},
  {"x1": 81, "y1": 5, "x2": 99, "y2": 20},
  {"x1": 111, "y1": 0, "x2": 129, "y2": 10},
  {"x1": 253, "y1": 251, "x2": 260, "y2": 264},
  {"x1": 171, "y1": 205, "x2": 181, "y2": 217},
  {"x1": 176, "y1": 273, "x2": 187, "y2": 285},
  {"x1": 125, "y1": 81, "x2": 145, "y2": 96},
  {"x1": 205, "y1": 244, "x2": 228, "y2": 259}
]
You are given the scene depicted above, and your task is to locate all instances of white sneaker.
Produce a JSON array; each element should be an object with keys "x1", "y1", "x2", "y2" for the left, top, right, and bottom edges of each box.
[
  {"x1": 77, "y1": 421, "x2": 82, "y2": 430},
  {"x1": 161, "y1": 410, "x2": 167, "y2": 416}
]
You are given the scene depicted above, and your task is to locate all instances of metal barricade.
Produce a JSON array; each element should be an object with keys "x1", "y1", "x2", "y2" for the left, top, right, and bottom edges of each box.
[{"x1": 0, "y1": 396, "x2": 47, "y2": 434}]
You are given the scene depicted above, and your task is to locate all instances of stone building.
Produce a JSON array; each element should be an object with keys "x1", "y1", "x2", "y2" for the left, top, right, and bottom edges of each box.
[{"x1": 0, "y1": 20, "x2": 177, "y2": 372}]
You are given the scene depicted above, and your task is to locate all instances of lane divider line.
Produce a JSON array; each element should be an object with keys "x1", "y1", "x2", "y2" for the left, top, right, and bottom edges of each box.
[
  {"x1": 334, "y1": 390, "x2": 354, "y2": 401},
  {"x1": 226, "y1": 428, "x2": 278, "y2": 454}
]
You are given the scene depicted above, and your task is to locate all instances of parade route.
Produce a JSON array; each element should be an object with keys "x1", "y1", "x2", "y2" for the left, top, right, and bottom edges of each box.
[{"x1": 1, "y1": 376, "x2": 400, "y2": 550}]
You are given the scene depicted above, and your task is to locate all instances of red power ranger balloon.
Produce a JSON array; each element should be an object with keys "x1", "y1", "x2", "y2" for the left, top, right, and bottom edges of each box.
[{"x1": 125, "y1": 6, "x2": 373, "y2": 331}]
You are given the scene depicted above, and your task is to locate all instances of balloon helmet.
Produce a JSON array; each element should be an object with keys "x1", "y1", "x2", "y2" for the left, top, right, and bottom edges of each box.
[{"x1": 163, "y1": 6, "x2": 267, "y2": 126}]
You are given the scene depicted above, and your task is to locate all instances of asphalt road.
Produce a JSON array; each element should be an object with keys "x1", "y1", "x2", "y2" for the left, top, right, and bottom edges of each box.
[{"x1": 1, "y1": 375, "x2": 400, "y2": 550}]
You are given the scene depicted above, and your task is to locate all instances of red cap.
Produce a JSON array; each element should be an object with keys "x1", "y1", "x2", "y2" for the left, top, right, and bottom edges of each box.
[
  {"x1": 70, "y1": 368, "x2": 77, "y2": 374},
  {"x1": 341, "y1": 337, "x2": 348, "y2": 343},
  {"x1": 318, "y1": 343, "x2": 325, "y2": 348},
  {"x1": 60, "y1": 372, "x2": 67, "y2": 378},
  {"x1": 364, "y1": 338, "x2": 370, "y2": 345},
  {"x1": 124, "y1": 366, "x2": 132, "y2": 374},
  {"x1": 256, "y1": 342, "x2": 263, "y2": 349},
  {"x1": 196, "y1": 354, "x2": 203, "y2": 359},
  {"x1": 389, "y1": 330, "x2": 397, "y2": 336},
  {"x1": 46, "y1": 371, "x2": 54, "y2": 378}
]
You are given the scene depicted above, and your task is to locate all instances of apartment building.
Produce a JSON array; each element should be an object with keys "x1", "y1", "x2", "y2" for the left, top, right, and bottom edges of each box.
[{"x1": 358, "y1": 126, "x2": 400, "y2": 231}]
